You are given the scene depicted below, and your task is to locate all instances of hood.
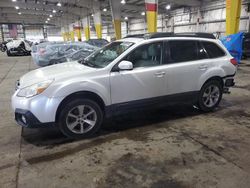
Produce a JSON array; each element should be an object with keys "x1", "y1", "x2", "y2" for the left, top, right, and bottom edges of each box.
[{"x1": 19, "y1": 61, "x2": 95, "y2": 88}]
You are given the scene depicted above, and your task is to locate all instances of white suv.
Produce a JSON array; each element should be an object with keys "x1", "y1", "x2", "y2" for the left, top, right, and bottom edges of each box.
[{"x1": 12, "y1": 33, "x2": 237, "y2": 139}]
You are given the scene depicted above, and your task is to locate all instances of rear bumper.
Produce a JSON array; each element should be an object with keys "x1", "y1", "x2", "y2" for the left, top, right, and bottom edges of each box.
[
  {"x1": 15, "y1": 109, "x2": 54, "y2": 128},
  {"x1": 223, "y1": 73, "x2": 236, "y2": 87}
]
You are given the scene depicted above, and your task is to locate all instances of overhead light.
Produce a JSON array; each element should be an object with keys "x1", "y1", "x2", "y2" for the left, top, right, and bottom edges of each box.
[
  {"x1": 47, "y1": 18, "x2": 50, "y2": 21},
  {"x1": 52, "y1": 9, "x2": 56, "y2": 13},
  {"x1": 103, "y1": 8, "x2": 107, "y2": 12},
  {"x1": 18, "y1": 12, "x2": 21, "y2": 15},
  {"x1": 49, "y1": 14, "x2": 53, "y2": 17},
  {"x1": 45, "y1": 21, "x2": 48, "y2": 23},
  {"x1": 57, "y1": 2, "x2": 62, "y2": 7},
  {"x1": 12, "y1": 0, "x2": 17, "y2": 2},
  {"x1": 166, "y1": 4, "x2": 171, "y2": 10},
  {"x1": 15, "y1": 6, "x2": 19, "y2": 9},
  {"x1": 141, "y1": 12, "x2": 145, "y2": 16},
  {"x1": 124, "y1": 16, "x2": 128, "y2": 20},
  {"x1": 121, "y1": 0, "x2": 126, "y2": 4},
  {"x1": 91, "y1": 14, "x2": 94, "y2": 17}
]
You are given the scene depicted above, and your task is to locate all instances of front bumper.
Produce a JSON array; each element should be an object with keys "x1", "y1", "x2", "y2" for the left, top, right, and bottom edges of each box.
[
  {"x1": 12, "y1": 91, "x2": 64, "y2": 128},
  {"x1": 15, "y1": 109, "x2": 54, "y2": 128}
]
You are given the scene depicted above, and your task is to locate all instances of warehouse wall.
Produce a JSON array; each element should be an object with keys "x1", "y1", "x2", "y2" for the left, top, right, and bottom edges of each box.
[
  {"x1": 47, "y1": 26, "x2": 63, "y2": 41},
  {"x1": 86, "y1": 22, "x2": 127, "y2": 41},
  {"x1": 0, "y1": 24, "x2": 24, "y2": 40},
  {"x1": 166, "y1": 0, "x2": 249, "y2": 36},
  {"x1": 25, "y1": 26, "x2": 44, "y2": 41},
  {"x1": 128, "y1": 0, "x2": 249, "y2": 37},
  {"x1": 0, "y1": 25, "x2": 3, "y2": 42}
]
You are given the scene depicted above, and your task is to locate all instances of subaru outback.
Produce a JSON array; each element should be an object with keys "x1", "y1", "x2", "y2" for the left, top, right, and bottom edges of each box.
[{"x1": 12, "y1": 33, "x2": 237, "y2": 139}]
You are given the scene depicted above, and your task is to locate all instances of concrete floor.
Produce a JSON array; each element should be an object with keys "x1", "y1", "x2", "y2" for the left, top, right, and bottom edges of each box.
[{"x1": 1, "y1": 52, "x2": 250, "y2": 188}]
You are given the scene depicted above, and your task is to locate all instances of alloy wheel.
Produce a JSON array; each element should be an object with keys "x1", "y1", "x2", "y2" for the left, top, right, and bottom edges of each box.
[
  {"x1": 202, "y1": 85, "x2": 220, "y2": 108},
  {"x1": 66, "y1": 105, "x2": 97, "y2": 134}
]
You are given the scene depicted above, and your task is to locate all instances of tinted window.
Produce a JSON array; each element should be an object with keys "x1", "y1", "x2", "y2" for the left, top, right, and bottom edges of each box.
[
  {"x1": 202, "y1": 41, "x2": 225, "y2": 58},
  {"x1": 197, "y1": 42, "x2": 209, "y2": 59},
  {"x1": 124, "y1": 42, "x2": 162, "y2": 68},
  {"x1": 167, "y1": 40, "x2": 198, "y2": 63}
]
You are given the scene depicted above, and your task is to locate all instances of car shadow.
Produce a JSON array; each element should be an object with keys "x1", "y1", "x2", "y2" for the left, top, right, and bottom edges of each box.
[{"x1": 21, "y1": 104, "x2": 206, "y2": 147}]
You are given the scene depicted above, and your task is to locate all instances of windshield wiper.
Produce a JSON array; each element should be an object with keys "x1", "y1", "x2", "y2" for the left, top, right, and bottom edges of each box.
[{"x1": 79, "y1": 59, "x2": 101, "y2": 68}]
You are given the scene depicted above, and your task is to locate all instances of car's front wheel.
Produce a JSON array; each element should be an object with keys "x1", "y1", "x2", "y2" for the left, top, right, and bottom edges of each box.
[
  {"x1": 58, "y1": 99, "x2": 103, "y2": 139},
  {"x1": 7, "y1": 50, "x2": 12, "y2": 56},
  {"x1": 198, "y1": 80, "x2": 223, "y2": 112}
]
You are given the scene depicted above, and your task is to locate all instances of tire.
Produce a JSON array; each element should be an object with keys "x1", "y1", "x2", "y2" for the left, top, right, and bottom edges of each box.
[
  {"x1": 0, "y1": 46, "x2": 6, "y2": 52},
  {"x1": 50, "y1": 60, "x2": 58, "y2": 65},
  {"x1": 58, "y1": 99, "x2": 103, "y2": 139},
  {"x1": 198, "y1": 80, "x2": 223, "y2": 112},
  {"x1": 7, "y1": 50, "x2": 12, "y2": 57}
]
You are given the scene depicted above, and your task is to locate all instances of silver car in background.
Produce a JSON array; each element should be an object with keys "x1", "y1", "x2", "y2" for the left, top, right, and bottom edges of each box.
[{"x1": 31, "y1": 42, "x2": 99, "y2": 67}]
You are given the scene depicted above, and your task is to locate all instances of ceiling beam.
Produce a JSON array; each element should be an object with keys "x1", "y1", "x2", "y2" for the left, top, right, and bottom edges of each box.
[{"x1": 159, "y1": 0, "x2": 201, "y2": 7}]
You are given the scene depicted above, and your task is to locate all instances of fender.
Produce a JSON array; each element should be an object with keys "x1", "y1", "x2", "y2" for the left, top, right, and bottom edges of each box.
[
  {"x1": 198, "y1": 66, "x2": 226, "y2": 90},
  {"x1": 45, "y1": 79, "x2": 111, "y2": 106}
]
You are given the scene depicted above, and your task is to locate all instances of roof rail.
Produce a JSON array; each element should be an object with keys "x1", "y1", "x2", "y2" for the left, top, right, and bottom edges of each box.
[
  {"x1": 144, "y1": 32, "x2": 174, "y2": 39},
  {"x1": 147, "y1": 32, "x2": 216, "y2": 39},
  {"x1": 174, "y1": 32, "x2": 216, "y2": 39},
  {"x1": 123, "y1": 34, "x2": 145, "y2": 38},
  {"x1": 124, "y1": 32, "x2": 216, "y2": 40}
]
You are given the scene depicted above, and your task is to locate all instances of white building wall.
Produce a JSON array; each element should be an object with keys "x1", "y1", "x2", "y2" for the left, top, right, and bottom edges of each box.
[{"x1": 128, "y1": 0, "x2": 249, "y2": 36}]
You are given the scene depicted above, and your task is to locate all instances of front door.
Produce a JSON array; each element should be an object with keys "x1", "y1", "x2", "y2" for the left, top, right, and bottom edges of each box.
[{"x1": 110, "y1": 42, "x2": 166, "y2": 108}]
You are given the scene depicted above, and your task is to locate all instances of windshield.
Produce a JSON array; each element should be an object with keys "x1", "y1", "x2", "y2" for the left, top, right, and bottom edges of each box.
[{"x1": 82, "y1": 41, "x2": 134, "y2": 68}]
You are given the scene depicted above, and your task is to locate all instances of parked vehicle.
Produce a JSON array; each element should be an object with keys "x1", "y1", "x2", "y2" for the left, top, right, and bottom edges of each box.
[
  {"x1": 6, "y1": 39, "x2": 31, "y2": 56},
  {"x1": 242, "y1": 32, "x2": 250, "y2": 58},
  {"x1": 52, "y1": 49, "x2": 97, "y2": 63},
  {"x1": 86, "y1": 39, "x2": 109, "y2": 48},
  {"x1": 12, "y1": 33, "x2": 237, "y2": 139},
  {"x1": 0, "y1": 41, "x2": 9, "y2": 52},
  {"x1": 31, "y1": 42, "x2": 98, "y2": 66}
]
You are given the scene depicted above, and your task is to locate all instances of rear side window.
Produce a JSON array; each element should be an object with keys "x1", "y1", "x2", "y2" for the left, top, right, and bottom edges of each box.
[
  {"x1": 202, "y1": 41, "x2": 226, "y2": 58},
  {"x1": 167, "y1": 40, "x2": 198, "y2": 63}
]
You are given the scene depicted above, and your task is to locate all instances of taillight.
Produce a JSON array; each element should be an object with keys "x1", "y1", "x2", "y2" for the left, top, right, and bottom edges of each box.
[
  {"x1": 39, "y1": 48, "x2": 46, "y2": 55},
  {"x1": 230, "y1": 58, "x2": 238, "y2": 66}
]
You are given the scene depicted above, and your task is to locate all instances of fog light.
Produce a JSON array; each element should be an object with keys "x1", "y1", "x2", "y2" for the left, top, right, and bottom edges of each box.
[{"x1": 21, "y1": 115, "x2": 27, "y2": 124}]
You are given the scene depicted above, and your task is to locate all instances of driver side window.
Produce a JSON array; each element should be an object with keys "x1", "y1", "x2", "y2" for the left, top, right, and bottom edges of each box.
[{"x1": 124, "y1": 42, "x2": 162, "y2": 68}]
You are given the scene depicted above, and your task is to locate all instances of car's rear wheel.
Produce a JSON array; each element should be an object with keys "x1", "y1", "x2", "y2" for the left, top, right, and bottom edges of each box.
[
  {"x1": 198, "y1": 80, "x2": 223, "y2": 112},
  {"x1": 58, "y1": 99, "x2": 103, "y2": 139}
]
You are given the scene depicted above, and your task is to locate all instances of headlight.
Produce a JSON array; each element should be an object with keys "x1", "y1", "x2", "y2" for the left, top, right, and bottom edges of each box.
[{"x1": 17, "y1": 79, "x2": 54, "y2": 98}]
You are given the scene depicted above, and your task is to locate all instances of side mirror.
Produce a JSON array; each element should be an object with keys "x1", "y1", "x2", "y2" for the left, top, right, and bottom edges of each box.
[{"x1": 118, "y1": 60, "x2": 133, "y2": 71}]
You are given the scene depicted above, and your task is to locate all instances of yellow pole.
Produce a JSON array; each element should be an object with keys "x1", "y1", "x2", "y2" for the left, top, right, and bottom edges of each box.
[
  {"x1": 95, "y1": 24, "x2": 102, "y2": 39},
  {"x1": 67, "y1": 32, "x2": 70, "y2": 41},
  {"x1": 75, "y1": 27, "x2": 82, "y2": 41},
  {"x1": 62, "y1": 32, "x2": 66, "y2": 41},
  {"x1": 226, "y1": 0, "x2": 242, "y2": 35},
  {"x1": 84, "y1": 27, "x2": 90, "y2": 40},
  {"x1": 70, "y1": 31, "x2": 75, "y2": 41},
  {"x1": 78, "y1": 28, "x2": 82, "y2": 41},
  {"x1": 113, "y1": 20, "x2": 121, "y2": 40},
  {"x1": 145, "y1": 1, "x2": 158, "y2": 33}
]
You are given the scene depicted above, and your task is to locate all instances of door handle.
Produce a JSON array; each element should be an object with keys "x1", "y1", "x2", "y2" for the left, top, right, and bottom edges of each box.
[
  {"x1": 199, "y1": 65, "x2": 208, "y2": 70},
  {"x1": 154, "y1": 71, "x2": 166, "y2": 77}
]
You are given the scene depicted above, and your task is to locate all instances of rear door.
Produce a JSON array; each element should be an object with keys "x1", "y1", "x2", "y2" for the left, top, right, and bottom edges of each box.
[{"x1": 163, "y1": 39, "x2": 210, "y2": 95}]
